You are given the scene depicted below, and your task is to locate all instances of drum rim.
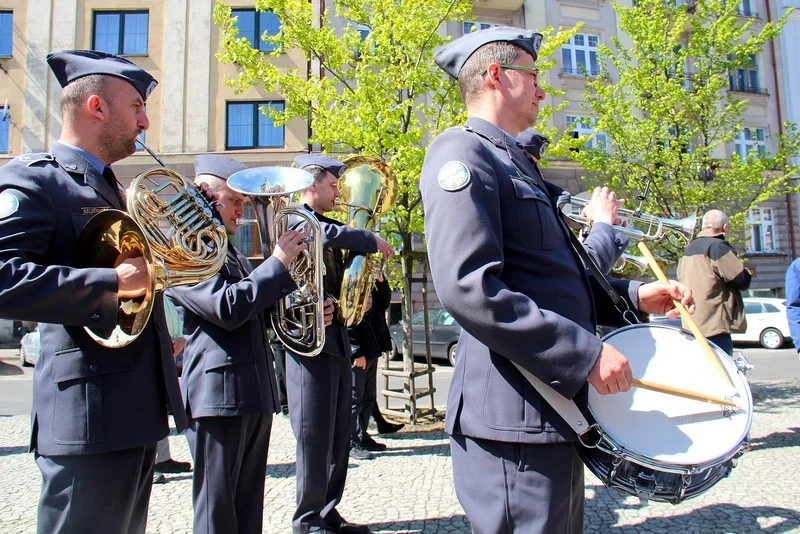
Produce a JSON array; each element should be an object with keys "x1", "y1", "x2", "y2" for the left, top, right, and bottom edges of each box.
[{"x1": 588, "y1": 323, "x2": 753, "y2": 470}]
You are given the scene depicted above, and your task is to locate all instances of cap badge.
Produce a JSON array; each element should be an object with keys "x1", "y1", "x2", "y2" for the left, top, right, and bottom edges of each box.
[
  {"x1": 532, "y1": 34, "x2": 542, "y2": 55},
  {"x1": 146, "y1": 80, "x2": 157, "y2": 99},
  {"x1": 0, "y1": 191, "x2": 20, "y2": 219},
  {"x1": 437, "y1": 161, "x2": 471, "y2": 192}
]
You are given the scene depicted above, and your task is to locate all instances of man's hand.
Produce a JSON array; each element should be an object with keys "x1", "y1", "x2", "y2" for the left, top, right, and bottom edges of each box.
[
  {"x1": 323, "y1": 298, "x2": 335, "y2": 326},
  {"x1": 375, "y1": 235, "x2": 393, "y2": 260},
  {"x1": 580, "y1": 186, "x2": 624, "y2": 226},
  {"x1": 115, "y1": 256, "x2": 150, "y2": 299},
  {"x1": 588, "y1": 343, "x2": 633, "y2": 394},
  {"x1": 273, "y1": 230, "x2": 311, "y2": 269},
  {"x1": 353, "y1": 356, "x2": 367, "y2": 369},
  {"x1": 638, "y1": 280, "x2": 695, "y2": 318}
]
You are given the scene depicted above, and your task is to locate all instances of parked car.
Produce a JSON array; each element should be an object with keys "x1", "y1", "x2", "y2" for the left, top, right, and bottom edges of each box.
[
  {"x1": 731, "y1": 297, "x2": 791, "y2": 349},
  {"x1": 389, "y1": 308, "x2": 461, "y2": 366},
  {"x1": 18, "y1": 325, "x2": 40, "y2": 367},
  {"x1": 649, "y1": 297, "x2": 791, "y2": 350}
]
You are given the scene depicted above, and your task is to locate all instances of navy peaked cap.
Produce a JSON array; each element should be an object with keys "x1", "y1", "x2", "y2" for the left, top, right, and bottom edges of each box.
[
  {"x1": 194, "y1": 154, "x2": 248, "y2": 180},
  {"x1": 294, "y1": 154, "x2": 346, "y2": 178},
  {"x1": 518, "y1": 128, "x2": 550, "y2": 160},
  {"x1": 434, "y1": 26, "x2": 543, "y2": 79},
  {"x1": 46, "y1": 49, "x2": 158, "y2": 101}
]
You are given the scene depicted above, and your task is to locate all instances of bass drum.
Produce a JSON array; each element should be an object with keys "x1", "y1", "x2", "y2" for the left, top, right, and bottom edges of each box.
[{"x1": 578, "y1": 324, "x2": 753, "y2": 504}]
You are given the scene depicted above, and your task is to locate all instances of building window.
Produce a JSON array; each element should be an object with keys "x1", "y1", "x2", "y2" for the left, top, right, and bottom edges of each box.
[
  {"x1": 734, "y1": 127, "x2": 766, "y2": 159},
  {"x1": 0, "y1": 11, "x2": 12, "y2": 57},
  {"x1": 93, "y1": 11, "x2": 149, "y2": 56},
  {"x1": 463, "y1": 21, "x2": 496, "y2": 35},
  {"x1": 0, "y1": 112, "x2": 9, "y2": 153},
  {"x1": 738, "y1": 0, "x2": 758, "y2": 17},
  {"x1": 233, "y1": 203, "x2": 258, "y2": 256},
  {"x1": 566, "y1": 116, "x2": 608, "y2": 151},
  {"x1": 226, "y1": 101, "x2": 285, "y2": 149},
  {"x1": 232, "y1": 9, "x2": 281, "y2": 52},
  {"x1": 562, "y1": 33, "x2": 600, "y2": 77},
  {"x1": 729, "y1": 54, "x2": 764, "y2": 93},
  {"x1": 747, "y1": 208, "x2": 776, "y2": 253}
]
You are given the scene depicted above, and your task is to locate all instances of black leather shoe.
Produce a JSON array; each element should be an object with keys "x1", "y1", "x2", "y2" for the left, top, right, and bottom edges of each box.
[
  {"x1": 153, "y1": 471, "x2": 166, "y2": 484},
  {"x1": 359, "y1": 437, "x2": 387, "y2": 451},
  {"x1": 349, "y1": 443, "x2": 373, "y2": 460},
  {"x1": 154, "y1": 459, "x2": 192, "y2": 473},
  {"x1": 376, "y1": 422, "x2": 404, "y2": 434}
]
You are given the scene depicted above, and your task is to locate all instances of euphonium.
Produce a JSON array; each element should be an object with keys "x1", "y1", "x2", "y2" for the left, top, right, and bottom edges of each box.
[
  {"x1": 76, "y1": 167, "x2": 228, "y2": 348},
  {"x1": 336, "y1": 156, "x2": 397, "y2": 327},
  {"x1": 227, "y1": 166, "x2": 326, "y2": 357}
]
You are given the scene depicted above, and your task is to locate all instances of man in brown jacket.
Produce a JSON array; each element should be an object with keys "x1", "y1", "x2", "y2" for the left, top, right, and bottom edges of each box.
[{"x1": 678, "y1": 209, "x2": 751, "y2": 355}]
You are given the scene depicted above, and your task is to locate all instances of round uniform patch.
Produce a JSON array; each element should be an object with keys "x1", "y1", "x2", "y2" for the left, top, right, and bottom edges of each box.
[
  {"x1": 437, "y1": 161, "x2": 471, "y2": 192},
  {"x1": 0, "y1": 191, "x2": 20, "y2": 219}
]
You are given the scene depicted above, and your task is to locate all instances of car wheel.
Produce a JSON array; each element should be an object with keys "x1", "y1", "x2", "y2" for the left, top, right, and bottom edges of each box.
[
  {"x1": 447, "y1": 343, "x2": 458, "y2": 366},
  {"x1": 19, "y1": 346, "x2": 30, "y2": 367},
  {"x1": 760, "y1": 328, "x2": 784, "y2": 349},
  {"x1": 390, "y1": 339, "x2": 401, "y2": 360}
]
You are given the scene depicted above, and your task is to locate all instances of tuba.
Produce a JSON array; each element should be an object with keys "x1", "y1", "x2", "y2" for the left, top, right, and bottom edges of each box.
[
  {"x1": 227, "y1": 167, "x2": 326, "y2": 357},
  {"x1": 77, "y1": 167, "x2": 228, "y2": 348},
  {"x1": 336, "y1": 156, "x2": 397, "y2": 327}
]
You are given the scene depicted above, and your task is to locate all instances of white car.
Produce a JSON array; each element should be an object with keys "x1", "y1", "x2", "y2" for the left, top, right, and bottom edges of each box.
[
  {"x1": 731, "y1": 297, "x2": 792, "y2": 349},
  {"x1": 18, "y1": 325, "x2": 40, "y2": 367}
]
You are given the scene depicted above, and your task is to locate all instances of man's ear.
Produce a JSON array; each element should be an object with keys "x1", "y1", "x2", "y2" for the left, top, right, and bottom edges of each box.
[{"x1": 86, "y1": 94, "x2": 108, "y2": 121}]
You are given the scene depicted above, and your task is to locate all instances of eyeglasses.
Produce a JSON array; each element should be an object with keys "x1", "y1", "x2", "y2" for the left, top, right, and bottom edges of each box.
[{"x1": 482, "y1": 63, "x2": 540, "y2": 77}]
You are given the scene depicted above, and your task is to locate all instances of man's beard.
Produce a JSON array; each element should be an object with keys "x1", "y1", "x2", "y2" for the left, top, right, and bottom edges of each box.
[{"x1": 98, "y1": 108, "x2": 138, "y2": 164}]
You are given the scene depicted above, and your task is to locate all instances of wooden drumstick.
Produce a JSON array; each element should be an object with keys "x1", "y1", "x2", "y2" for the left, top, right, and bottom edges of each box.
[
  {"x1": 637, "y1": 241, "x2": 735, "y2": 389},
  {"x1": 632, "y1": 378, "x2": 740, "y2": 409}
]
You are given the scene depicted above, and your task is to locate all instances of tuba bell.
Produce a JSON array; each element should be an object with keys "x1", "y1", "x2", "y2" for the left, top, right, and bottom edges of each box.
[
  {"x1": 227, "y1": 166, "x2": 326, "y2": 357},
  {"x1": 76, "y1": 167, "x2": 228, "y2": 348},
  {"x1": 336, "y1": 156, "x2": 397, "y2": 327}
]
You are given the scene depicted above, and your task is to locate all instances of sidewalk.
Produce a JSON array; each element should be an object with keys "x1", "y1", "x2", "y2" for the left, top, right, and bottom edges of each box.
[{"x1": 1, "y1": 379, "x2": 799, "y2": 533}]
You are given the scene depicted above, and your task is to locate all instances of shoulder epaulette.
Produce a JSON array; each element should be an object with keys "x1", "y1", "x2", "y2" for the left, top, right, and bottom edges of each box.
[{"x1": 18, "y1": 153, "x2": 56, "y2": 167}]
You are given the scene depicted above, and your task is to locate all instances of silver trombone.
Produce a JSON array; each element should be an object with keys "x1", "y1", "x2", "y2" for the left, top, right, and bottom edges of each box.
[{"x1": 563, "y1": 195, "x2": 697, "y2": 244}]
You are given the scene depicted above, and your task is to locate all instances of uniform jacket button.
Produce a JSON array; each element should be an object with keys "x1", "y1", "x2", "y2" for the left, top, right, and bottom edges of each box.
[
  {"x1": 549, "y1": 379, "x2": 561, "y2": 388},
  {"x1": 89, "y1": 364, "x2": 98, "y2": 373},
  {"x1": 281, "y1": 287, "x2": 289, "y2": 294},
  {"x1": 226, "y1": 356, "x2": 233, "y2": 362},
  {"x1": 90, "y1": 313, "x2": 100, "y2": 321}
]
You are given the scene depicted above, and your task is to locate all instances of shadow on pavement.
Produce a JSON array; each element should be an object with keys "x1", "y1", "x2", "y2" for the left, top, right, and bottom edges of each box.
[
  {"x1": 588, "y1": 486, "x2": 800, "y2": 533},
  {"x1": 747, "y1": 427, "x2": 800, "y2": 452},
  {"x1": 366, "y1": 514, "x2": 469, "y2": 533},
  {"x1": 0, "y1": 358, "x2": 22, "y2": 377},
  {"x1": 266, "y1": 462, "x2": 296, "y2": 479},
  {"x1": 0, "y1": 446, "x2": 28, "y2": 457},
  {"x1": 751, "y1": 381, "x2": 800, "y2": 412}
]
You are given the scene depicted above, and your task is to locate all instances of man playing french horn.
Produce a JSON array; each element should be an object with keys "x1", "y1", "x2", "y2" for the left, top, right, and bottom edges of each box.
[
  {"x1": 287, "y1": 154, "x2": 392, "y2": 534},
  {"x1": 165, "y1": 154, "x2": 317, "y2": 534}
]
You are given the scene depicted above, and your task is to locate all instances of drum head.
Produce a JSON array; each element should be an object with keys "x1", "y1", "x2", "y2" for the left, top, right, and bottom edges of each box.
[{"x1": 592, "y1": 324, "x2": 752, "y2": 467}]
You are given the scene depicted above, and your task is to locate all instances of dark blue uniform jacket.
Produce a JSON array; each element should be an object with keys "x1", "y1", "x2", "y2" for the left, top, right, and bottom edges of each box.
[
  {"x1": 0, "y1": 142, "x2": 187, "y2": 455},
  {"x1": 421, "y1": 118, "x2": 641, "y2": 445},
  {"x1": 167, "y1": 248, "x2": 295, "y2": 418}
]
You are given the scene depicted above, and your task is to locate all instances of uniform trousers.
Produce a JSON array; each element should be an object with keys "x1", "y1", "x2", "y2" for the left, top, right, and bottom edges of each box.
[
  {"x1": 449, "y1": 432, "x2": 584, "y2": 534},
  {"x1": 184, "y1": 413, "x2": 272, "y2": 534},
  {"x1": 35, "y1": 442, "x2": 157, "y2": 534},
  {"x1": 286, "y1": 350, "x2": 352, "y2": 533},
  {"x1": 351, "y1": 357, "x2": 379, "y2": 444}
]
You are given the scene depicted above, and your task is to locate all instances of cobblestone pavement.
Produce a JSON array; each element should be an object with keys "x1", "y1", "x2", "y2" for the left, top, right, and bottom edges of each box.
[{"x1": 1, "y1": 379, "x2": 798, "y2": 533}]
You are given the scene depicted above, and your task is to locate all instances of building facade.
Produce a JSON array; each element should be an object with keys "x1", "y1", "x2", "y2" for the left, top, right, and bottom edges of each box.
[{"x1": 1, "y1": 0, "x2": 798, "y2": 295}]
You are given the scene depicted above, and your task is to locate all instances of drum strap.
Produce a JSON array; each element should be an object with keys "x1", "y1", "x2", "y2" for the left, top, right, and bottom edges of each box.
[
  {"x1": 513, "y1": 217, "x2": 638, "y2": 437},
  {"x1": 512, "y1": 362, "x2": 592, "y2": 435}
]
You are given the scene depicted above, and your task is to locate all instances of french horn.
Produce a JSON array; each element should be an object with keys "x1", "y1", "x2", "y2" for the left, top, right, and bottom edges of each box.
[{"x1": 77, "y1": 167, "x2": 228, "y2": 348}]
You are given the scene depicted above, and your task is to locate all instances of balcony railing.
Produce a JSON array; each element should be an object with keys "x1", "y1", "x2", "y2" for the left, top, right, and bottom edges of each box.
[
  {"x1": 560, "y1": 67, "x2": 602, "y2": 78},
  {"x1": 729, "y1": 80, "x2": 768, "y2": 95},
  {"x1": 737, "y1": 8, "x2": 760, "y2": 18}
]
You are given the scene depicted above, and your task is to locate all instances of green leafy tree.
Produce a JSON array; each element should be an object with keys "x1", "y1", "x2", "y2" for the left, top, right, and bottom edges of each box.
[{"x1": 547, "y1": 0, "x2": 800, "y2": 258}]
